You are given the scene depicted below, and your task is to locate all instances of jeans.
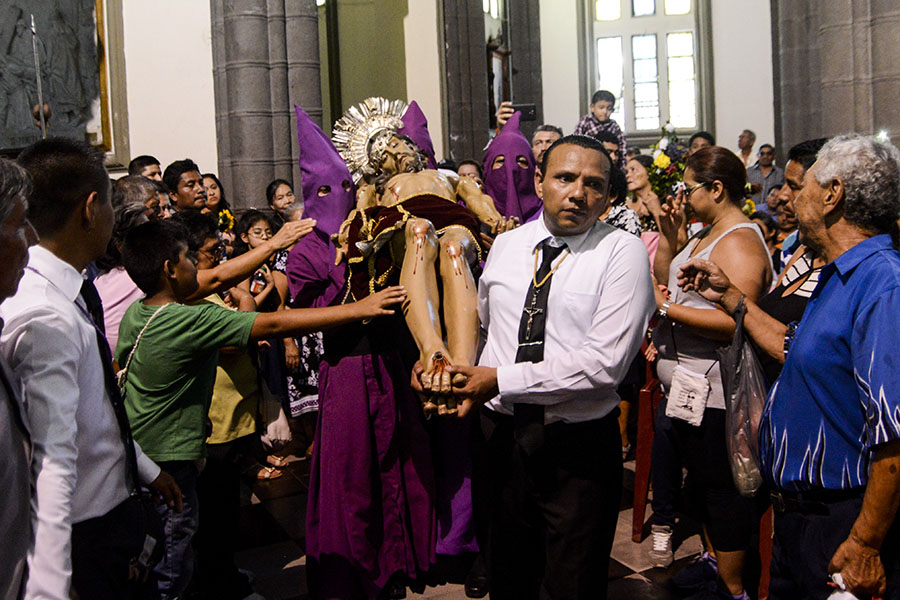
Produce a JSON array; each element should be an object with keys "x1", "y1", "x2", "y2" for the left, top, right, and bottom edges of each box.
[
  {"x1": 650, "y1": 397, "x2": 681, "y2": 528},
  {"x1": 769, "y1": 494, "x2": 900, "y2": 600},
  {"x1": 152, "y1": 460, "x2": 200, "y2": 600}
]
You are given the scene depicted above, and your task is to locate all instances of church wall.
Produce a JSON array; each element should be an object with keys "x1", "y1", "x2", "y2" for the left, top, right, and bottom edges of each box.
[
  {"x1": 539, "y1": 0, "x2": 776, "y2": 153},
  {"x1": 539, "y1": 0, "x2": 584, "y2": 135},
  {"x1": 711, "y1": 0, "x2": 776, "y2": 155},
  {"x1": 404, "y1": 1, "x2": 446, "y2": 160},
  {"x1": 335, "y1": 0, "x2": 408, "y2": 117},
  {"x1": 119, "y1": 1, "x2": 218, "y2": 176},
  {"x1": 113, "y1": 0, "x2": 776, "y2": 178}
]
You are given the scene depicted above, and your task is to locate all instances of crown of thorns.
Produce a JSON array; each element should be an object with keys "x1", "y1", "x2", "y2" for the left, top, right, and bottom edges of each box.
[{"x1": 332, "y1": 97, "x2": 409, "y2": 184}]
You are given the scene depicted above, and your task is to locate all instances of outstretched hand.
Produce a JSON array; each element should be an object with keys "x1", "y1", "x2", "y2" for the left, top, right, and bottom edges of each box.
[
  {"x1": 677, "y1": 257, "x2": 733, "y2": 304},
  {"x1": 271, "y1": 218, "x2": 317, "y2": 250},
  {"x1": 354, "y1": 286, "x2": 406, "y2": 319}
]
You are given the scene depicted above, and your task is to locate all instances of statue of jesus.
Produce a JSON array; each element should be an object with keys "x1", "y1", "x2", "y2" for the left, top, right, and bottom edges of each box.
[{"x1": 333, "y1": 98, "x2": 516, "y2": 413}]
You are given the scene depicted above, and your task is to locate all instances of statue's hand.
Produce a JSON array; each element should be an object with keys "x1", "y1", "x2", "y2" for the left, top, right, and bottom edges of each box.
[{"x1": 334, "y1": 245, "x2": 347, "y2": 266}]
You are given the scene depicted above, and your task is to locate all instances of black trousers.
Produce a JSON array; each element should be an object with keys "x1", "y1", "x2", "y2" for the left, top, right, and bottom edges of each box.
[
  {"x1": 71, "y1": 497, "x2": 148, "y2": 599},
  {"x1": 193, "y1": 435, "x2": 260, "y2": 599},
  {"x1": 478, "y1": 407, "x2": 622, "y2": 600},
  {"x1": 769, "y1": 495, "x2": 900, "y2": 600}
]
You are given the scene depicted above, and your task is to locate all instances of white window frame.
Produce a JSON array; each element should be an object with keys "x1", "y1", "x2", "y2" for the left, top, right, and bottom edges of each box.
[{"x1": 582, "y1": 0, "x2": 714, "y2": 146}]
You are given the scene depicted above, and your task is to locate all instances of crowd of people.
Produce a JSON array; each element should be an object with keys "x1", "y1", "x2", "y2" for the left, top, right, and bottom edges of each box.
[{"x1": 0, "y1": 84, "x2": 899, "y2": 600}]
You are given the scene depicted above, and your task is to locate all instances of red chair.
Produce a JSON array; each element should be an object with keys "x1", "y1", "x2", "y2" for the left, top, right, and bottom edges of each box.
[
  {"x1": 632, "y1": 370, "x2": 663, "y2": 542},
  {"x1": 758, "y1": 506, "x2": 773, "y2": 599}
]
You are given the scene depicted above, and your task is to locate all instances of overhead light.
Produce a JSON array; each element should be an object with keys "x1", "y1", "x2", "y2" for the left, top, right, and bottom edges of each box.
[{"x1": 876, "y1": 129, "x2": 890, "y2": 142}]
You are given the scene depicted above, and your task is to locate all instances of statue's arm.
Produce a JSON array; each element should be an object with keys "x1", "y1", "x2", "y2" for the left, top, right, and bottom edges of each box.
[
  {"x1": 456, "y1": 176, "x2": 516, "y2": 233},
  {"x1": 356, "y1": 183, "x2": 379, "y2": 211}
]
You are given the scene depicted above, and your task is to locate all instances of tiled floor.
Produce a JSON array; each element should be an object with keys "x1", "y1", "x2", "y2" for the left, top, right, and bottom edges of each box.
[{"x1": 233, "y1": 457, "x2": 703, "y2": 600}]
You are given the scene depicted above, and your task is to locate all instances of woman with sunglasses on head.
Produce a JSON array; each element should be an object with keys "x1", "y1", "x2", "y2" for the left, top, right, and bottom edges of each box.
[{"x1": 651, "y1": 146, "x2": 773, "y2": 600}]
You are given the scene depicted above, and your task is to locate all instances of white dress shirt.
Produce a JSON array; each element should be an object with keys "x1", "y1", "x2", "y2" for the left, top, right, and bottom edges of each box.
[
  {"x1": 478, "y1": 216, "x2": 655, "y2": 424},
  {"x1": 0, "y1": 245, "x2": 160, "y2": 600}
]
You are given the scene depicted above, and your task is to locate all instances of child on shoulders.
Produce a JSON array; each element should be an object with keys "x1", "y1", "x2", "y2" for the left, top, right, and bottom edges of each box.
[{"x1": 573, "y1": 89, "x2": 627, "y2": 166}]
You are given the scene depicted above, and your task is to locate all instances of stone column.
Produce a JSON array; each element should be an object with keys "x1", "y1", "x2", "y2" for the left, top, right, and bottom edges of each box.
[
  {"x1": 442, "y1": 0, "x2": 490, "y2": 163},
  {"x1": 771, "y1": 0, "x2": 900, "y2": 152},
  {"x1": 285, "y1": 0, "x2": 323, "y2": 188},
  {"x1": 210, "y1": 0, "x2": 322, "y2": 211},
  {"x1": 507, "y1": 0, "x2": 543, "y2": 141}
]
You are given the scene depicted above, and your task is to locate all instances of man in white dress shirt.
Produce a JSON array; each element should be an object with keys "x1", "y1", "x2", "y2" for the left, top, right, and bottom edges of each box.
[
  {"x1": 447, "y1": 135, "x2": 655, "y2": 599},
  {"x1": 0, "y1": 158, "x2": 38, "y2": 600},
  {"x1": 1, "y1": 138, "x2": 181, "y2": 600}
]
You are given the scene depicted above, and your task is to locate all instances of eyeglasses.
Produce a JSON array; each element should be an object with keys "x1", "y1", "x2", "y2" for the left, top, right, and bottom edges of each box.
[
  {"x1": 684, "y1": 182, "x2": 708, "y2": 198},
  {"x1": 196, "y1": 241, "x2": 226, "y2": 263}
]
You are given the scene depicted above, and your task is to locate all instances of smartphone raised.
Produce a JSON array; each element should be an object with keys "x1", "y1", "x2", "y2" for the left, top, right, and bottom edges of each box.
[{"x1": 508, "y1": 103, "x2": 537, "y2": 121}]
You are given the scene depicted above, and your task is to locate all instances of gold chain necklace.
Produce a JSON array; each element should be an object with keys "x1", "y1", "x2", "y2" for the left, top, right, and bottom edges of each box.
[{"x1": 532, "y1": 247, "x2": 570, "y2": 288}]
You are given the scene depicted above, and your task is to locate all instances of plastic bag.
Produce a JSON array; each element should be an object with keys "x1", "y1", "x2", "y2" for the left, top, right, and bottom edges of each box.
[
  {"x1": 716, "y1": 298, "x2": 766, "y2": 497},
  {"x1": 259, "y1": 382, "x2": 292, "y2": 450}
]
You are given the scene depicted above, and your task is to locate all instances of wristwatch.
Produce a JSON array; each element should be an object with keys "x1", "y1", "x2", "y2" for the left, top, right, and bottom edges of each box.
[{"x1": 658, "y1": 300, "x2": 671, "y2": 320}]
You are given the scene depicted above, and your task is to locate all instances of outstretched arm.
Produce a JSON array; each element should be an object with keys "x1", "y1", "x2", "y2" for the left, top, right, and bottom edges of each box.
[
  {"x1": 187, "y1": 220, "x2": 315, "y2": 301},
  {"x1": 455, "y1": 175, "x2": 518, "y2": 234},
  {"x1": 249, "y1": 286, "x2": 406, "y2": 340},
  {"x1": 678, "y1": 257, "x2": 787, "y2": 361}
]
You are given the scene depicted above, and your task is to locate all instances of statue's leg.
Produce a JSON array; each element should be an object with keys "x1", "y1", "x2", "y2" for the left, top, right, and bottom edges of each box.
[
  {"x1": 438, "y1": 228, "x2": 478, "y2": 366},
  {"x1": 398, "y1": 218, "x2": 452, "y2": 400},
  {"x1": 438, "y1": 229, "x2": 479, "y2": 412}
]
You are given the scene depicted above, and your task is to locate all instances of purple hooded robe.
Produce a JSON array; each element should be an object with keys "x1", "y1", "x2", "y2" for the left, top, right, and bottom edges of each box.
[
  {"x1": 482, "y1": 112, "x2": 543, "y2": 223},
  {"x1": 287, "y1": 107, "x2": 437, "y2": 599},
  {"x1": 397, "y1": 101, "x2": 438, "y2": 170}
]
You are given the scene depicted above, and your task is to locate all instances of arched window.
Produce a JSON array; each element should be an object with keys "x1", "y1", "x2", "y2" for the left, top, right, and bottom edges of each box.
[{"x1": 587, "y1": 0, "x2": 712, "y2": 142}]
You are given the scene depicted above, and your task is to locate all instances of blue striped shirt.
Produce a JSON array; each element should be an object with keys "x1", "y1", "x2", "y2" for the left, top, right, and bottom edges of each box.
[{"x1": 760, "y1": 234, "x2": 900, "y2": 491}]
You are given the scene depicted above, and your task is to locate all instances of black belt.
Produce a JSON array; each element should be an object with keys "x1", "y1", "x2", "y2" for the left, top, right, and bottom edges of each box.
[
  {"x1": 484, "y1": 406, "x2": 620, "y2": 435},
  {"x1": 770, "y1": 487, "x2": 864, "y2": 515}
]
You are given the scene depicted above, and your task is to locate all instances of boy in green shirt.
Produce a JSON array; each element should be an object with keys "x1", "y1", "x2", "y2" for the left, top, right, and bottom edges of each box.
[{"x1": 115, "y1": 220, "x2": 403, "y2": 599}]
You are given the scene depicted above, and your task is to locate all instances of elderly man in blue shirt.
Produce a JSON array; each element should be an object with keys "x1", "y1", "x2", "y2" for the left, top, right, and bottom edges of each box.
[{"x1": 756, "y1": 134, "x2": 900, "y2": 599}]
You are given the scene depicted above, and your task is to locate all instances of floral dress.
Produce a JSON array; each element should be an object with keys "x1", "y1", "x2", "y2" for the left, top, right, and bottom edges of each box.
[
  {"x1": 603, "y1": 204, "x2": 642, "y2": 237},
  {"x1": 273, "y1": 250, "x2": 323, "y2": 417}
]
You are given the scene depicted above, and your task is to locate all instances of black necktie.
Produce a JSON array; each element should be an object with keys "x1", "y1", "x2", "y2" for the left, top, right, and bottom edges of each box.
[
  {"x1": 80, "y1": 279, "x2": 139, "y2": 494},
  {"x1": 513, "y1": 239, "x2": 566, "y2": 454}
]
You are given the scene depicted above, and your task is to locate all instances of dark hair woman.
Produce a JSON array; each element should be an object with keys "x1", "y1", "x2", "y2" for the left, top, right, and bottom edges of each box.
[{"x1": 651, "y1": 146, "x2": 773, "y2": 598}]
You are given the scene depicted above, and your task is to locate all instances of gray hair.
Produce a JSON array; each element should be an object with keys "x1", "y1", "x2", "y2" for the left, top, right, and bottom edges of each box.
[
  {"x1": 113, "y1": 174, "x2": 157, "y2": 208},
  {"x1": 282, "y1": 201, "x2": 305, "y2": 222},
  {"x1": 814, "y1": 133, "x2": 900, "y2": 235},
  {"x1": 534, "y1": 124, "x2": 563, "y2": 137},
  {"x1": 0, "y1": 158, "x2": 31, "y2": 224}
]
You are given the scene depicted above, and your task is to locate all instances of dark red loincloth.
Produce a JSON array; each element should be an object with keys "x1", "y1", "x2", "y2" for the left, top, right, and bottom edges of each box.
[{"x1": 343, "y1": 194, "x2": 483, "y2": 301}]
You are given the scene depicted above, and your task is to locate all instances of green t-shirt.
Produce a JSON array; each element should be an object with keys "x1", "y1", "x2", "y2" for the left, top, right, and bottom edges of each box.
[{"x1": 115, "y1": 301, "x2": 257, "y2": 462}]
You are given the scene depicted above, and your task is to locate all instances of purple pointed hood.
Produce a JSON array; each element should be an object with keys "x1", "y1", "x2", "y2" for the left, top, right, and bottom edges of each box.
[
  {"x1": 397, "y1": 101, "x2": 437, "y2": 169},
  {"x1": 482, "y1": 112, "x2": 542, "y2": 222},
  {"x1": 295, "y1": 105, "x2": 355, "y2": 235}
]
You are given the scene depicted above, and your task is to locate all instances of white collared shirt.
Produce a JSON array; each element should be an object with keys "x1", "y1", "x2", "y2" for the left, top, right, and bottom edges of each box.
[
  {"x1": 0, "y1": 245, "x2": 160, "y2": 600},
  {"x1": 478, "y1": 215, "x2": 655, "y2": 423}
]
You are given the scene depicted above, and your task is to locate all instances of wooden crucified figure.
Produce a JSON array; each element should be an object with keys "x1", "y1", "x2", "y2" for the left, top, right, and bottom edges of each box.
[{"x1": 335, "y1": 114, "x2": 516, "y2": 414}]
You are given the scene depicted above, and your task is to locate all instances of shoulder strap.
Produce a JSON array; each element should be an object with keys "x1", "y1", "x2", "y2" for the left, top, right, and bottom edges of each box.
[
  {"x1": 674, "y1": 224, "x2": 711, "y2": 256},
  {"x1": 116, "y1": 303, "x2": 170, "y2": 393},
  {"x1": 705, "y1": 222, "x2": 766, "y2": 254}
]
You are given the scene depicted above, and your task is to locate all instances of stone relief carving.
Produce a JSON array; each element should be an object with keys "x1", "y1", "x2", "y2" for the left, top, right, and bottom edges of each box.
[{"x1": 0, "y1": 0, "x2": 99, "y2": 150}]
